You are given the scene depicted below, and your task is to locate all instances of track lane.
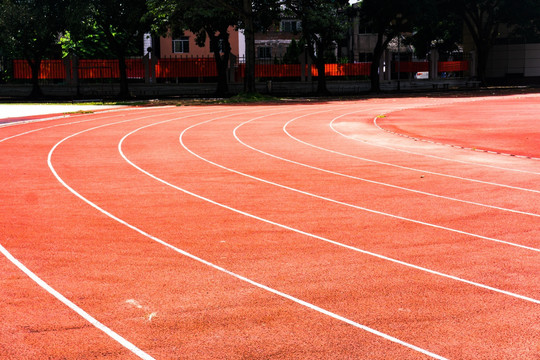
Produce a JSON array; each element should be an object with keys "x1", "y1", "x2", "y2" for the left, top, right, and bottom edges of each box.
[
  {"x1": 284, "y1": 109, "x2": 540, "y2": 202},
  {"x1": 118, "y1": 108, "x2": 538, "y2": 358},
  {"x1": 47, "y1": 108, "x2": 448, "y2": 358},
  {"x1": 173, "y1": 110, "x2": 539, "y2": 291},
  {"x1": 182, "y1": 109, "x2": 539, "y2": 249},
  {"x1": 234, "y1": 110, "x2": 540, "y2": 219},
  {"x1": 0, "y1": 108, "x2": 191, "y2": 359},
  {"x1": 2, "y1": 100, "x2": 539, "y2": 359}
]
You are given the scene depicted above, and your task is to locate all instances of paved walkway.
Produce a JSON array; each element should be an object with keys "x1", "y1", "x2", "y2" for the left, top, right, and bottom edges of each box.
[{"x1": 0, "y1": 104, "x2": 120, "y2": 121}]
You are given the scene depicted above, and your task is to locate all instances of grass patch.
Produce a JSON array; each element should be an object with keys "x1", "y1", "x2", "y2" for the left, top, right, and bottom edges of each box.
[
  {"x1": 223, "y1": 92, "x2": 279, "y2": 104},
  {"x1": 64, "y1": 110, "x2": 95, "y2": 115}
]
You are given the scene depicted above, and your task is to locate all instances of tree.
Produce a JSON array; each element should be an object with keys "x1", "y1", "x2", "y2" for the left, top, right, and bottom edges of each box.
[
  {"x1": 408, "y1": 0, "x2": 463, "y2": 60},
  {"x1": 209, "y1": 0, "x2": 281, "y2": 94},
  {"x1": 359, "y1": 0, "x2": 423, "y2": 93},
  {"x1": 148, "y1": 0, "x2": 238, "y2": 96},
  {"x1": 283, "y1": 39, "x2": 303, "y2": 64},
  {"x1": 285, "y1": 0, "x2": 350, "y2": 95},
  {"x1": 0, "y1": 0, "x2": 66, "y2": 98},
  {"x1": 67, "y1": 0, "x2": 150, "y2": 98},
  {"x1": 60, "y1": 20, "x2": 139, "y2": 59}
]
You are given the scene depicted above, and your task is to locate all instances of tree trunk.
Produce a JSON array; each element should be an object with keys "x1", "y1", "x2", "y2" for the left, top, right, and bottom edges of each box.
[
  {"x1": 117, "y1": 53, "x2": 130, "y2": 99},
  {"x1": 315, "y1": 59, "x2": 330, "y2": 95},
  {"x1": 476, "y1": 43, "x2": 490, "y2": 85},
  {"x1": 27, "y1": 58, "x2": 43, "y2": 98},
  {"x1": 369, "y1": 32, "x2": 385, "y2": 93},
  {"x1": 214, "y1": 50, "x2": 230, "y2": 96}
]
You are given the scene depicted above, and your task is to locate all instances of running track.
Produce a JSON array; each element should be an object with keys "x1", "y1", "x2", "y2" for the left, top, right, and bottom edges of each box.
[{"x1": 0, "y1": 95, "x2": 538, "y2": 359}]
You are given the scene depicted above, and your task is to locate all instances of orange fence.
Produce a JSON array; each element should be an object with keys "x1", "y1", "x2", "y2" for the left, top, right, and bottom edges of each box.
[
  {"x1": 316, "y1": 63, "x2": 371, "y2": 77},
  {"x1": 13, "y1": 60, "x2": 66, "y2": 80},
  {"x1": 236, "y1": 62, "x2": 371, "y2": 78},
  {"x1": 395, "y1": 61, "x2": 469, "y2": 73},
  {"x1": 12, "y1": 58, "x2": 469, "y2": 81},
  {"x1": 156, "y1": 58, "x2": 218, "y2": 78},
  {"x1": 77, "y1": 59, "x2": 144, "y2": 79},
  {"x1": 13, "y1": 59, "x2": 145, "y2": 80},
  {"x1": 438, "y1": 61, "x2": 469, "y2": 72}
]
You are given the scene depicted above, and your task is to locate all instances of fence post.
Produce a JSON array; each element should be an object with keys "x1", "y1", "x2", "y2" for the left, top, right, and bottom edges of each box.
[
  {"x1": 64, "y1": 57, "x2": 71, "y2": 84},
  {"x1": 71, "y1": 55, "x2": 79, "y2": 97},
  {"x1": 430, "y1": 49, "x2": 439, "y2": 80},
  {"x1": 229, "y1": 53, "x2": 237, "y2": 84},
  {"x1": 381, "y1": 50, "x2": 389, "y2": 82},
  {"x1": 469, "y1": 51, "x2": 477, "y2": 78},
  {"x1": 300, "y1": 51, "x2": 306, "y2": 82},
  {"x1": 144, "y1": 54, "x2": 150, "y2": 84},
  {"x1": 307, "y1": 53, "x2": 312, "y2": 82}
]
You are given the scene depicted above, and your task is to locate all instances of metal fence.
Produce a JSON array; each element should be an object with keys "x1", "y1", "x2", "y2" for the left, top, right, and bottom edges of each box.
[{"x1": 11, "y1": 57, "x2": 470, "y2": 83}]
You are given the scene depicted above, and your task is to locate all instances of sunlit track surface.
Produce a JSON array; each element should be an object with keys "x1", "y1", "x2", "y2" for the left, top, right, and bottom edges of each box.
[{"x1": 1, "y1": 97, "x2": 539, "y2": 359}]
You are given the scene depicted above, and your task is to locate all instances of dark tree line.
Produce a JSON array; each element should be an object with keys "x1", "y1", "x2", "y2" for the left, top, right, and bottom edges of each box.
[{"x1": 1, "y1": 0, "x2": 539, "y2": 97}]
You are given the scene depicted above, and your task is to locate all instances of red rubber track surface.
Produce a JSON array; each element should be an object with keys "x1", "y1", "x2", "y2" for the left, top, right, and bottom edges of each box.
[
  {"x1": 376, "y1": 95, "x2": 540, "y2": 159},
  {"x1": 1, "y1": 95, "x2": 539, "y2": 359}
]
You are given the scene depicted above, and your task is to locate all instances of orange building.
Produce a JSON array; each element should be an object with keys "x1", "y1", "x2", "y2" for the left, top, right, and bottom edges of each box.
[{"x1": 159, "y1": 28, "x2": 243, "y2": 59}]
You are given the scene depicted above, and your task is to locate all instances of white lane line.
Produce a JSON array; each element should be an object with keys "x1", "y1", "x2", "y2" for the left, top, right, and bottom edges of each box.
[
  {"x1": 283, "y1": 113, "x2": 540, "y2": 193},
  {"x1": 123, "y1": 114, "x2": 539, "y2": 304},
  {"x1": 234, "y1": 113, "x2": 539, "y2": 218},
  {"x1": 181, "y1": 113, "x2": 538, "y2": 253},
  {"x1": 1, "y1": 108, "x2": 214, "y2": 359},
  {"x1": 115, "y1": 115, "x2": 449, "y2": 360},
  {"x1": 0, "y1": 243, "x2": 155, "y2": 360},
  {"x1": 41, "y1": 106, "x2": 449, "y2": 359}
]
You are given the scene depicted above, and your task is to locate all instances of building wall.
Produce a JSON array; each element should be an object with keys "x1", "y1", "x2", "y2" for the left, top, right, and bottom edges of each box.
[
  {"x1": 160, "y1": 28, "x2": 241, "y2": 58},
  {"x1": 486, "y1": 43, "x2": 540, "y2": 77}
]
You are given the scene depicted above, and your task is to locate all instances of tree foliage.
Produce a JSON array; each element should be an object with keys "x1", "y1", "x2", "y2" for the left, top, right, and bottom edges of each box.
[
  {"x1": 408, "y1": 0, "x2": 462, "y2": 60},
  {"x1": 285, "y1": 0, "x2": 350, "y2": 95},
  {"x1": 359, "y1": 0, "x2": 425, "y2": 92},
  {"x1": 0, "y1": 0, "x2": 67, "y2": 97},
  {"x1": 206, "y1": 0, "x2": 281, "y2": 93},
  {"x1": 148, "y1": 0, "x2": 239, "y2": 96},
  {"x1": 67, "y1": 0, "x2": 151, "y2": 98}
]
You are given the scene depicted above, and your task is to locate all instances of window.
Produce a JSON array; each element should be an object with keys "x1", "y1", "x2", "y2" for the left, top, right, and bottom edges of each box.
[
  {"x1": 172, "y1": 37, "x2": 190, "y2": 53},
  {"x1": 281, "y1": 20, "x2": 301, "y2": 33},
  {"x1": 258, "y1": 47, "x2": 272, "y2": 59}
]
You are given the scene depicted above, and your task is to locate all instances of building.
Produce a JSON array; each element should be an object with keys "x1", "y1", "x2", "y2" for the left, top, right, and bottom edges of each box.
[
  {"x1": 255, "y1": 19, "x2": 303, "y2": 62},
  {"x1": 463, "y1": 24, "x2": 540, "y2": 80},
  {"x1": 158, "y1": 28, "x2": 243, "y2": 59}
]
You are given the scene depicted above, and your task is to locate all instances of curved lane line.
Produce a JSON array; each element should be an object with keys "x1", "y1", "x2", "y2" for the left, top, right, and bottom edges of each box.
[
  {"x1": 284, "y1": 113, "x2": 540, "y2": 193},
  {"x1": 125, "y1": 114, "x2": 539, "y2": 302},
  {"x1": 0, "y1": 244, "x2": 155, "y2": 360},
  {"x1": 116, "y1": 112, "x2": 450, "y2": 360},
  {"x1": 1, "y1": 108, "x2": 214, "y2": 359},
  {"x1": 181, "y1": 113, "x2": 538, "y2": 252},
  {"x1": 234, "y1": 113, "x2": 539, "y2": 218},
  {"x1": 38, "y1": 106, "x2": 448, "y2": 358}
]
